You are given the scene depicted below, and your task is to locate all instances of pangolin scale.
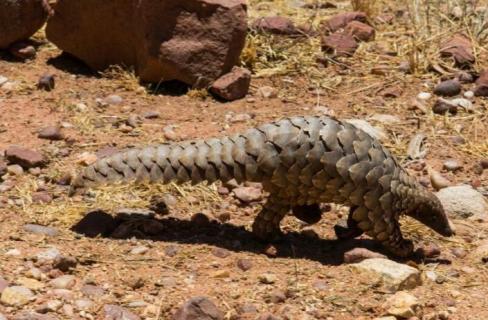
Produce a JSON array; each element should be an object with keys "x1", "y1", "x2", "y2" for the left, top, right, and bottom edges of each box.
[{"x1": 70, "y1": 115, "x2": 454, "y2": 257}]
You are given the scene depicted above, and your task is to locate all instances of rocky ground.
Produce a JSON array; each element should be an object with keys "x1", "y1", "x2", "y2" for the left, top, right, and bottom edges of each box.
[{"x1": 1, "y1": 1, "x2": 488, "y2": 319}]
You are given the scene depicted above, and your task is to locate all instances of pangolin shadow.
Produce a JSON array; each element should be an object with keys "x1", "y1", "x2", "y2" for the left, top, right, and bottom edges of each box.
[{"x1": 71, "y1": 210, "x2": 404, "y2": 266}]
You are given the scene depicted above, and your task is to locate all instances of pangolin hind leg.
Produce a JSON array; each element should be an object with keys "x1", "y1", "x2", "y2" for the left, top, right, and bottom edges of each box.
[
  {"x1": 291, "y1": 204, "x2": 322, "y2": 225},
  {"x1": 251, "y1": 196, "x2": 290, "y2": 241},
  {"x1": 334, "y1": 206, "x2": 365, "y2": 240}
]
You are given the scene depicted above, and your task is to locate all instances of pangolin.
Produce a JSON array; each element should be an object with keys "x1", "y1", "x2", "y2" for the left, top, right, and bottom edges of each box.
[{"x1": 70, "y1": 115, "x2": 454, "y2": 257}]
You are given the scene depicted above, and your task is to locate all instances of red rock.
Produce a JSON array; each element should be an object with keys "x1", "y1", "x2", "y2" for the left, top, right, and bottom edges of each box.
[
  {"x1": 8, "y1": 42, "x2": 36, "y2": 60},
  {"x1": 474, "y1": 69, "x2": 488, "y2": 97},
  {"x1": 323, "y1": 11, "x2": 367, "y2": 32},
  {"x1": 252, "y1": 16, "x2": 297, "y2": 35},
  {"x1": 46, "y1": 0, "x2": 247, "y2": 87},
  {"x1": 5, "y1": 146, "x2": 45, "y2": 169},
  {"x1": 232, "y1": 186, "x2": 262, "y2": 203},
  {"x1": 236, "y1": 258, "x2": 252, "y2": 271},
  {"x1": 173, "y1": 296, "x2": 223, "y2": 320},
  {"x1": 38, "y1": 126, "x2": 64, "y2": 140},
  {"x1": 32, "y1": 191, "x2": 53, "y2": 204},
  {"x1": 380, "y1": 86, "x2": 403, "y2": 98},
  {"x1": 345, "y1": 21, "x2": 375, "y2": 42},
  {"x1": 37, "y1": 74, "x2": 55, "y2": 91},
  {"x1": 0, "y1": 0, "x2": 47, "y2": 49},
  {"x1": 210, "y1": 66, "x2": 251, "y2": 101},
  {"x1": 343, "y1": 248, "x2": 386, "y2": 263},
  {"x1": 321, "y1": 32, "x2": 358, "y2": 57},
  {"x1": 440, "y1": 34, "x2": 475, "y2": 66}
]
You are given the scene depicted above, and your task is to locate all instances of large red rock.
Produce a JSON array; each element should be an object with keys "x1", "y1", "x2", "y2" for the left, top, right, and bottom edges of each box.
[
  {"x1": 440, "y1": 34, "x2": 475, "y2": 66},
  {"x1": 321, "y1": 32, "x2": 358, "y2": 57},
  {"x1": 0, "y1": 0, "x2": 48, "y2": 49},
  {"x1": 323, "y1": 11, "x2": 367, "y2": 32},
  {"x1": 46, "y1": 0, "x2": 247, "y2": 87}
]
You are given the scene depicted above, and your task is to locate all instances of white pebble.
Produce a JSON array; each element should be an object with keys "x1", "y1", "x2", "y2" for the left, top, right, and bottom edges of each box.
[
  {"x1": 463, "y1": 91, "x2": 474, "y2": 99},
  {"x1": 417, "y1": 92, "x2": 432, "y2": 101}
]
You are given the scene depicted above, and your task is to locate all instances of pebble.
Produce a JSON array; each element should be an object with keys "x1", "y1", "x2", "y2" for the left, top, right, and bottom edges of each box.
[
  {"x1": 80, "y1": 285, "x2": 105, "y2": 298},
  {"x1": 464, "y1": 90, "x2": 474, "y2": 99},
  {"x1": 38, "y1": 126, "x2": 64, "y2": 140},
  {"x1": 17, "y1": 277, "x2": 44, "y2": 291},
  {"x1": 36, "y1": 247, "x2": 62, "y2": 261},
  {"x1": 142, "y1": 111, "x2": 160, "y2": 119},
  {"x1": 312, "y1": 279, "x2": 328, "y2": 291},
  {"x1": 419, "y1": 243, "x2": 441, "y2": 258},
  {"x1": 269, "y1": 290, "x2": 287, "y2": 303},
  {"x1": 37, "y1": 74, "x2": 55, "y2": 91},
  {"x1": 0, "y1": 76, "x2": 8, "y2": 87},
  {"x1": 451, "y1": 98, "x2": 473, "y2": 112},
  {"x1": 7, "y1": 164, "x2": 23, "y2": 176},
  {"x1": 0, "y1": 286, "x2": 35, "y2": 306},
  {"x1": 126, "y1": 114, "x2": 140, "y2": 128},
  {"x1": 443, "y1": 159, "x2": 462, "y2": 172},
  {"x1": 31, "y1": 191, "x2": 53, "y2": 204},
  {"x1": 430, "y1": 170, "x2": 451, "y2": 190},
  {"x1": 350, "y1": 258, "x2": 421, "y2": 292},
  {"x1": 434, "y1": 79, "x2": 462, "y2": 97},
  {"x1": 417, "y1": 92, "x2": 432, "y2": 101},
  {"x1": 27, "y1": 268, "x2": 43, "y2": 280},
  {"x1": 212, "y1": 269, "x2": 230, "y2": 278},
  {"x1": 37, "y1": 299, "x2": 63, "y2": 313},
  {"x1": 77, "y1": 152, "x2": 98, "y2": 166},
  {"x1": 436, "y1": 185, "x2": 488, "y2": 219},
  {"x1": 164, "y1": 245, "x2": 179, "y2": 257},
  {"x1": 383, "y1": 291, "x2": 420, "y2": 318},
  {"x1": 0, "y1": 313, "x2": 5, "y2": 320},
  {"x1": 230, "y1": 113, "x2": 252, "y2": 123},
  {"x1": 50, "y1": 288, "x2": 75, "y2": 300},
  {"x1": 343, "y1": 248, "x2": 386, "y2": 263},
  {"x1": 233, "y1": 186, "x2": 262, "y2": 203},
  {"x1": 258, "y1": 273, "x2": 277, "y2": 284},
  {"x1": 210, "y1": 66, "x2": 251, "y2": 101},
  {"x1": 130, "y1": 246, "x2": 149, "y2": 255},
  {"x1": 105, "y1": 94, "x2": 124, "y2": 105},
  {"x1": 163, "y1": 125, "x2": 178, "y2": 141},
  {"x1": 236, "y1": 258, "x2": 253, "y2": 271},
  {"x1": 433, "y1": 98, "x2": 458, "y2": 115},
  {"x1": 0, "y1": 278, "x2": 7, "y2": 294},
  {"x1": 5, "y1": 248, "x2": 21, "y2": 256},
  {"x1": 173, "y1": 297, "x2": 222, "y2": 320},
  {"x1": 451, "y1": 247, "x2": 467, "y2": 258},
  {"x1": 24, "y1": 224, "x2": 59, "y2": 237},
  {"x1": 50, "y1": 275, "x2": 76, "y2": 289},
  {"x1": 212, "y1": 247, "x2": 231, "y2": 258},
  {"x1": 257, "y1": 86, "x2": 278, "y2": 99},
  {"x1": 75, "y1": 299, "x2": 94, "y2": 311}
]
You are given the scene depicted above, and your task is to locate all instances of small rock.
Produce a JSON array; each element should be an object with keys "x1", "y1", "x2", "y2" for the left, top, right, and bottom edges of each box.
[
  {"x1": 37, "y1": 299, "x2": 63, "y2": 313},
  {"x1": 417, "y1": 92, "x2": 432, "y2": 101},
  {"x1": 37, "y1": 74, "x2": 55, "y2": 91},
  {"x1": 257, "y1": 313, "x2": 282, "y2": 320},
  {"x1": 212, "y1": 269, "x2": 230, "y2": 278},
  {"x1": 75, "y1": 299, "x2": 94, "y2": 311},
  {"x1": 252, "y1": 16, "x2": 297, "y2": 35},
  {"x1": 424, "y1": 270, "x2": 439, "y2": 282},
  {"x1": 440, "y1": 34, "x2": 475, "y2": 66},
  {"x1": 456, "y1": 71, "x2": 475, "y2": 83},
  {"x1": 269, "y1": 290, "x2": 286, "y2": 303},
  {"x1": 451, "y1": 247, "x2": 467, "y2": 258},
  {"x1": 324, "y1": 11, "x2": 368, "y2": 32},
  {"x1": 257, "y1": 86, "x2": 277, "y2": 99},
  {"x1": 239, "y1": 303, "x2": 258, "y2": 314},
  {"x1": 312, "y1": 279, "x2": 328, "y2": 291},
  {"x1": 17, "y1": 277, "x2": 44, "y2": 291},
  {"x1": 443, "y1": 159, "x2": 462, "y2": 172},
  {"x1": 434, "y1": 80, "x2": 462, "y2": 97},
  {"x1": 81, "y1": 285, "x2": 104, "y2": 298},
  {"x1": 0, "y1": 314, "x2": 5, "y2": 320},
  {"x1": 24, "y1": 224, "x2": 59, "y2": 237},
  {"x1": 464, "y1": 90, "x2": 474, "y2": 99},
  {"x1": 36, "y1": 247, "x2": 62, "y2": 261},
  {"x1": 76, "y1": 152, "x2": 98, "y2": 166},
  {"x1": 350, "y1": 258, "x2": 422, "y2": 292},
  {"x1": 50, "y1": 275, "x2": 76, "y2": 289},
  {"x1": 380, "y1": 86, "x2": 403, "y2": 98},
  {"x1": 173, "y1": 297, "x2": 223, "y2": 320},
  {"x1": 105, "y1": 94, "x2": 124, "y2": 105},
  {"x1": 210, "y1": 67, "x2": 251, "y2": 101},
  {"x1": 130, "y1": 246, "x2": 149, "y2": 255},
  {"x1": 345, "y1": 20, "x2": 375, "y2": 42},
  {"x1": 32, "y1": 191, "x2": 53, "y2": 204},
  {"x1": 5, "y1": 248, "x2": 21, "y2": 256},
  {"x1": 321, "y1": 32, "x2": 358, "y2": 57},
  {"x1": 191, "y1": 212, "x2": 210, "y2": 226},
  {"x1": 164, "y1": 245, "x2": 179, "y2": 257},
  {"x1": 119, "y1": 124, "x2": 133, "y2": 133},
  {"x1": 53, "y1": 255, "x2": 77, "y2": 272},
  {"x1": 481, "y1": 159, "x2": 488, "y2": 169},
  {"x1": 163, "y1": 126, "x2": 178, "y2": 141},
  {"x1": 258, "y1": 273, "x2": 277, "y2": 284},
  {"x1": 233, "y1": 186, "x2": 262, "y2": 203},
  {"x1": 38, "y1": 126, "x2": 64, "y2": 141},
  {"x1": 142, "y1": 111, "x2": 160, "y2": 119},
  {"x1": 9, "y1": 42, "x2": 36, "y2": 60},
  {"x1": 126, "y1": 114, "x2": 140, "y2": 128},
  {"x1": 104, "y1": 304, "x2": 141, "y2": 320},
  {"x1": 7, "y1": 164, "x2": 23, "y2": 176},
  {"x1": 398, "y1": 61, "x2": 411, "y2": 74},
  {"x1": 229, "y1": 113, "x2": 251, "y2": 123},
  {"x1": 418, "y1": 243, "x2": 441, "y2": 258},
  {"x1": 436, "y1": 185, "x2": 488, "y2": 219},
  {"x1": 0, "y1": 286, "x2": 35, "y2": 306},
  {"x1": 430, "y1": 170, "x2": 451, "y2": 190},
  {"x1": 451, "y1": 98, "x2": 473, "y2": 112},
  {"x1": 0, "y1": 76, "x2": 8, "y2": 87},
  {"x1": 212, "y1": 248, "x2": 230, "y2": 258},
  {"x1": 383, "y1": 291, "x2": 420, "y2": 318},
  {"x1": 0, "y1": 278, "x2": 7, "y2": 293},
  {"x1": 5, "y1": 146, "x2": 45, "y2": 169},
  {"x1": 343, "y1": 248, "x2": 386, "y2": 263},
  {"x1": 236, "y1": 258, "x2": 253, "y2": 271},
  {"x1": 474, "y1": 69, "x2": 488, "y2": 97},
  {"x1": 27, "y1": 268, "x2": 42, "y2": 280}
]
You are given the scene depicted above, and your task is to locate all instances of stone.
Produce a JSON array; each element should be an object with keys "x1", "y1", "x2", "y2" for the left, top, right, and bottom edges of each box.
[
  {"x1": 38, "y1": 126, "x2": 64, "y2": 140},
  {"x1": 75, "y1": 299, "x2": 94, "y2": 311},
  {"x1": 143, "y1": 111, "x2": 160, "y2": 119},
  {"x1": 440, "y1": 34, "x2": 475, "y2": 66},
  {"x1": 233, "y1": 186, "x2": 262, "y2": 203},
  {"x1": 383, "y1": 291, "x2": 420, "y2": 318},
  {"x1": 5, "y1": 146, "x2": 45, "y2": 169},
  {"x1": 50, "y1": 275, "x2": 76, "y2": 289},
  {"x1": 32, "y1": 191, "x2": 53, "y2": 204},
  {"x1": 0, "y1": 286, "x2": 35, "y2": 306},
  {"x1": 343, "y1": 248, "x2": 386, "y2": 263},
  {"x1": 380, "y1": 86, "x2": 403, "y2": 98},
  {"x1": 321, "y1": 32, "x2": 358, "y2": 57},
  {"x1": 105, "y1": 94, "x2": 124, "y2": 105},
  {"x1": 81, "y1": 285, "x2": 104, "y2": 298},
  {"x1": 268, "y1": 290, "x2": 286, "y2": 303},
  {"x1": 350, "y1": 258, "x2": 422, "y2": 292},
  {"x1": 173, "y1": 296, "x2": 223, "y2": 320},
  {"x1": 436, "y1": 185, "x2": 488, "y2": 220},
  {"x1": 443, "y1": 159, "x2": 462, "y2": 172},
  {"x1": 9, "y1": 41, "x2": 37, "y2": 60},
  {"x1": 23, "y1": 224, "x2": 59, "y2": 237},
  {"x1": 464, "y1": 90, "x2": 474, "y2": 99},
  {"x1": 212, "y1": 248, "x2": 230, "y2": 258},
  {"x1": 104, "y1": 304, "x2": 141, "y2": 320},
  {"x1": 236, "y1": 258, "x2": 252, "y2": 271},
  {"x1": 210, "y1": 67, "x2": 251, "y2": 101},
  {"x1": 130, "y1": 246, "x2": 149, "y2": 255},
  {"x1": 17, "y1": 277, "x2": 44, "y2": 291},
  {"x1": 433, "y1": 98, "x2": 458, "y2": 115},
  {"x1": 46, "y1": 0, "x2": 247, "y2": 87},
  {"x1": 451, "y1": 98, "x2": 473, "y2": 112},
  {"x1": 258, "y1": 273, "x2": 277, "y2": 284},
  {"x1": 433, "y1": 79, "x2": 462, "y2": 97},
  {"x1": 474, "y1": 69, "x2": 488, "y2": 97},
  {"x1": 7, "y1": 164, "x2": 23, "y2": 176},
  {"x1": 257, "y1": 86, "x2": 277, "y2": 99},
  {"x1": 345, "y1": 21, "x2": 375, "y2": 41},
  {"x1": 430, "y1": 170, "x2": 451, "y2": 190},
  {"x1": 53, "y1": 255, "x2": 77, "y2": 272},
  {"x1": 417, "y1": 92, "x2": 432, "y2": 101},
  {"x1": 37, "y1": 74, "x2": 55, "y2": 91},
  {"x1": 36, "y1": 247, "x2": 62, "y2": 261},
  {"x1": 324, "y1": 11, "x2": 368, "y2": 32},
  {"x1": 0, "y1": 0, "x2": 47, "y2": 49},
  {"x1": 252, "y1": 16, "x2": 297, "y2": 35},
  {"x1": 0, "y1": 76, "x2": 8, "y2": 87}
]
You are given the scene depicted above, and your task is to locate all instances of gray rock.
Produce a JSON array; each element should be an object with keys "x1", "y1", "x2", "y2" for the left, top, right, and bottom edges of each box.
[
  {"x1": 24, "y1": 224, "x2": 59, "y2": 237},
  {"x1": 443, "y1": 159, "x2": 462, "y2": 172},
  {"x1": 75, "y1": 299, "x2": 94, "y2": 311},
  {"x1": 173, "y1": 297, "x2": 223, "y2": 320},
  {"x1": 104, "y1": 304, "x2": 141, "y2": 320},
  {"x1": 38, "y1": 126, "x2": 64, "y2": 140},
  {"x1": 105, "y1": 94, "x2": 123, "y2": 105},
  {"x1": 434, "y1": 79, "x2": 462, "y2": 97},
  {"x1": 36, "y1": 247, "x2": 62, "y2": 261},
  {"x1": 436, "y1": 185, "x2": 488, "y2": 219},
  {"x1": 80, "y1": 284, "x2": 104, "y2": 298},
  {"x1": 350, "y1": 258, "x2": 422, "y2": 292}
]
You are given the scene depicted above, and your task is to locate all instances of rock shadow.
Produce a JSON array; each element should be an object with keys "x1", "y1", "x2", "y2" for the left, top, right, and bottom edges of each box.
[{"x1": 47, "y1": 52, "x2": 95, "y2": 76}]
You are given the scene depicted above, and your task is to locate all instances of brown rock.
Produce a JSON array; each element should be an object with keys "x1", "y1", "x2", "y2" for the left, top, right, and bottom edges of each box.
[
  {"x1": 32, "y1": 191, "x2": 53, "y2": 204},
  {"x1": 481, "y1": 159, "x2": 488, "y2": 169},
  {"x1": 380, "y1": 86, "x2": 403, "y2": 98},
  {"x1": 433, "y1": 98, "x2": 458, "y2": 115},
  {"x1": 474, "y1": 69, "x2": 488, "y2": 97},
  {"x1": 252, "y1": 16, "x2": 297, "y2": 35},
  {"x1": 257, "y1": 313, "x2": 282, "y2": 320},
  {"x1": 211, "y1": 247, "x2": 231, "y2": 258},
  {"x1": 210, "y1": 66, "x2": 251, "y2": 101},
  {"x1": 440, "y1": 34, "x2": 475, "y2": 66},
  {"x1": 46, "y1": 0, "x2": 247, "y2": 87},
  {"x1": 345, "y1": 21, "x2": 375, "y2": 42},
  {"x1": 0, "y1": 0, "x2": 47, "y2": 49},
  {"x1": 321, "y1": 32, "x2": 358, "y2": 57},
  {"x1": 38, "y1": 126, "x2": 64, "y2": 141},
  {"x1": 418, "y1": 243, "x2": 441, "y2": 258},
  {"x1": 324, "y1": 11, "x2": 367, "y2": 32},
  {"x1": 434, "y1": 79, "x2": 462, "y2": 97},
  {"x1": 344, "y1": 248, "x2": 387, "y2": 263},
  {"x1": 233, "y1": 186, "x2": 262, "y2": 203},
  {"x1": 173, "y1": 296, "x2": 223, "y2": 320},
  {"x1": 5, "y1": 146, "x2": 45, "y2": 169},
  {"x1": 236, "y1": 258, "x2": 252, "y2": 271},
  {"x1": 9, "y1": 42, "x2": 36, "y2": 60},
  {"x1": 37, "y1": 74, "x2": 55, "y2": 91}
]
